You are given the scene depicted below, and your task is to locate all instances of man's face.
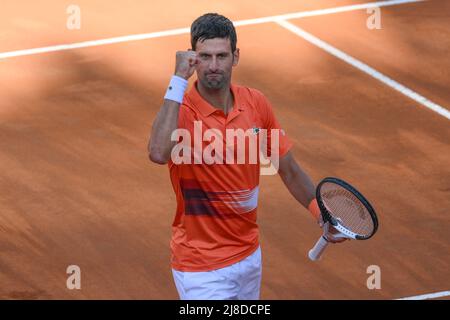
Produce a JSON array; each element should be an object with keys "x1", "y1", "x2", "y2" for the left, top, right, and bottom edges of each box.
[{"x1": 194, "y1": 38, "x2": 239, "y2": 90}]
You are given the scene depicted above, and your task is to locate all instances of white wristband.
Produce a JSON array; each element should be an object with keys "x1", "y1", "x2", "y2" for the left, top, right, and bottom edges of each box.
[{"x1": 164, "y1": 75, "x2": 188, "y2": 104}]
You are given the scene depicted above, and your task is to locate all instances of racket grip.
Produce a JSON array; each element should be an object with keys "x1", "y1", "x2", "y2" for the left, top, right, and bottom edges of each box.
[{"x1": 308, "y1": 236, "x2": 329, "y2": 261}]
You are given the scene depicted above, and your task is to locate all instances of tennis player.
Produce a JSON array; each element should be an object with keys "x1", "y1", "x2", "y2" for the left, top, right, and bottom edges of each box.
[{"x1": 148, "y1": 13, "x2": 344, "y2": 300}]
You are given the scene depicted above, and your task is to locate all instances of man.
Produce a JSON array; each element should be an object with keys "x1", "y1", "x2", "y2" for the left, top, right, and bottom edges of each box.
[{"x1": 148, "y1": 13, "x2": 344, "y2": 300}]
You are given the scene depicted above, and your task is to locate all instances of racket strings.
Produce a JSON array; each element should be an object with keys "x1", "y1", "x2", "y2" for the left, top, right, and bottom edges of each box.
[{"x1": 320, "y1": 183, "x2": 374, "y2": 237}]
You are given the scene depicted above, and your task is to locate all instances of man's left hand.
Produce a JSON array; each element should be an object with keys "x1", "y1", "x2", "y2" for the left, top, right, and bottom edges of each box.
[{"x1": 318, "y1": 216, "x2": 348, "y2": 244}]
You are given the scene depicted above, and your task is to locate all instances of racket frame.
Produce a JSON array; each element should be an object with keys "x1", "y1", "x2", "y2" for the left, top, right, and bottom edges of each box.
[
  {"x1": 308, "y1": 177, "x2": 379, "y2": 261},
  {"x1": 316, "y1": 177, "x2": 378, "y2": 240}
]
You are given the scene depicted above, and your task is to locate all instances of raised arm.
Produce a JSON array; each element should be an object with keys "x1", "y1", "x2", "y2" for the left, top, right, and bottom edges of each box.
[{"x1": 148, "y1": 51, "x2": 198, "y2": 164}]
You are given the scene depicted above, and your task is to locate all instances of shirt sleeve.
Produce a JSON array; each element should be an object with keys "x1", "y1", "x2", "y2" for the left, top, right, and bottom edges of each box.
[{"x1": 255, "y1": 90, "x2": 294, "y2": 158}]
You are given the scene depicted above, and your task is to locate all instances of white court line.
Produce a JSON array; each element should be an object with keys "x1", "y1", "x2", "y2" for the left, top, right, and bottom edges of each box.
[
  {"x1": 2, "y1": 0, "x2": 447, "y2": 120},
  {"x1": 234, "y1": 0, "x2": 423, "y2": 27},
  {"x1": 0, "y1": 0, "x2": 423, "y2": 60},
  {"x1": 397, "y1": 290, "x2": 450, "y2": 300},
  {"x1": 275, "y1": 20, "x2": 450, "y2": 120},
  {"x1": 0, "y1": 27, "x2": 190, "y2": 60}
]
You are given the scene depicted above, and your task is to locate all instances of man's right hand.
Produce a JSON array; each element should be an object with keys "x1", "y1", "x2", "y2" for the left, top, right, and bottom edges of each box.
[{"x1": 175, "y1": 50, "x2": 198, "y2": 80}]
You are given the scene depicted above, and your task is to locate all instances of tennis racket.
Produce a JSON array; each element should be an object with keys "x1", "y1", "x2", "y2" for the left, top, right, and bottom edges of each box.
[{"x1": 308, "y1": 177, "x2": 379, "y2": 261}]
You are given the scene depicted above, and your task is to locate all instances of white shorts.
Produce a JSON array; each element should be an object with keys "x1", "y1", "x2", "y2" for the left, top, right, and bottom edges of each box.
[{"x1": 172, "y1": 246, "x2": 262, "y2": 300}]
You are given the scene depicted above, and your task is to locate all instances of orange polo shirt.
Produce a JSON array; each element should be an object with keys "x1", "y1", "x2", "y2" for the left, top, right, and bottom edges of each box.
[{"x1": 168, "y1": 81, "x2": 293, "y2": 271}]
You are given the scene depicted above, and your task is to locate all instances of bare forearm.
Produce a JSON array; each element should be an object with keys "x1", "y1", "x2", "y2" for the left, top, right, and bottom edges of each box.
[
  {"x1": 148, "y1": 99, "x2": 180, "y2": 164},
  {"x1": 281, "y1": 166, "x2": 315, "y2": 208},
  {"x1": 148, "y1": 51, "x2": 198, "y2": 164},
  {"x1": 278, "y1": 153, "x2": 316, "y2": 209}
]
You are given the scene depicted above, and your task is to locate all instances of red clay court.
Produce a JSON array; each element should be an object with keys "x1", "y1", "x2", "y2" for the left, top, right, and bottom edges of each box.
[{"x1": 0, "y1": 0, "x2": 449, "y2": 299}]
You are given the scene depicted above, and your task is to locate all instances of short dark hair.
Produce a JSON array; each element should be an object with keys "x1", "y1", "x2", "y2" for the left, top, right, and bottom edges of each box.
[{"x1": 190, "y1": 13, "x2": 237, "y2": 52}]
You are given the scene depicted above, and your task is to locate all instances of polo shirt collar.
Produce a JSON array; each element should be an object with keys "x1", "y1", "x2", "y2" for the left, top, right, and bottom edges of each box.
[{"x1": 187, "y1": 81, "x2": 244, "y2": 117}]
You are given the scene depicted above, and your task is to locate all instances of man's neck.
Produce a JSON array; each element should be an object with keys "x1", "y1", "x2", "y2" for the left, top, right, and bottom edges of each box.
[{"x1": 197, "y1": 82, "x2": 234, "y2": 115}]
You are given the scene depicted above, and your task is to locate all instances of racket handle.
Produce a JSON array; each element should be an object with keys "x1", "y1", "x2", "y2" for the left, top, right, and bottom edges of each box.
[{"x1": 308, "y1": 236, "x2": 329, "y2": 261}]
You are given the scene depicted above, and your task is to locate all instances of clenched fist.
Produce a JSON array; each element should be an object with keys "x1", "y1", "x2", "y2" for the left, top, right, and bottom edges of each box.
[{"x1": 175, "y1": 50, "x2": 198, "y2": 80}]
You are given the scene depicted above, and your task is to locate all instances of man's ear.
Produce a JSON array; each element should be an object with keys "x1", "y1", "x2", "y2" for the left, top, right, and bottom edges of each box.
[{"x1": 232, "y1": 48, "x2": 240, "y2": 67}]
